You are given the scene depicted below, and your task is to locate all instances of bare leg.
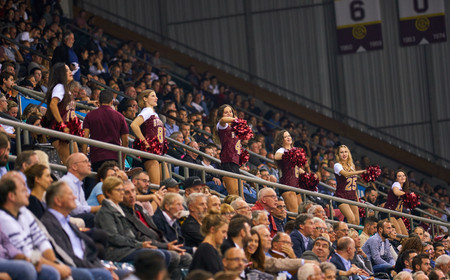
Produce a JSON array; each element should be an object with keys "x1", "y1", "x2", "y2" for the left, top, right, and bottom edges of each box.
[
  {"x1": 339, "y1": 203, "x2": 358, "y2": 225},
  {"x1": 282, "y1": 191, "x2": 299, "y2": 213},
  {"x1": 145, "y1": 159, "x2": 161, "y2": 185},
  {"x1": 223, "y1": 176, "x2": 240, "y2": 196},
  {"x1": 350, "y1": 205, "x2": 360, "y2": 225},
  {"x1": 390, "y1": 217, "x2": 401, "y2": 235},
  {"x1": 397, "y1": 218, "x2": 409, "y2": 235},
  {"x1": 53, "y1": 140, "x2": 70, "y2": 165},
  {"x1": 160, "y1": 162, "x2": 169, "y2": 180}
]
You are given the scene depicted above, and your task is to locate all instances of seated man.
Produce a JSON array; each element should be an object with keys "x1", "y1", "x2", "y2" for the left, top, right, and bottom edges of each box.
[
  {"x1": 221, "y1": 215, "x2": 252, "y2": 255},
  {"x1": 290, "y1": 213, "x2": 314, "y2": 258},
  {"x1": 41, "y1": 181, "x2": 119, "y2": 280},
  {"x1": 412, "y1": 254, "x2": 432, "y2": 275},
  {"x1": 309, "y1": 236, "x2": 331, "y2": 263},
  {"x1": 230, "y1": 198, "x2": 252, "y2": 220},
  {"x1": 252, "y1": 210, "x2": 270, "y2": 228},
  {"x1": 120, "y1": 180, "x2": 191, "y2": 280},
  {"x1": 272, "y1": 199, "x2": 287, "y2": 233},
  {"x1": 222, "y1": 248, "x2": 248, "y2": 278},
  {"x1": 181, "y1": 193, "x2": 208, "y2": 248},
  {"x1": 270, "y1": 232, "x2": 297, "y2": 278},
  {"x1": 330, "y1": 237, "x2": 369, "y2": 279},
  {"x1": 362, "y1": 220, "x2": 395, "y2": 274}
]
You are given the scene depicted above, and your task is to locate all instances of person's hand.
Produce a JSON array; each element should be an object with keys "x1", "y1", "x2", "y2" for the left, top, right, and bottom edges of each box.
[
  {"x1": 156, "y1": 186, "x2": 167, "y2": 197},
  {"x1": 167, "y1": 240, "x2": 186, "y2": 254},
  {"x1": 212, "y1": 177, "x2": 221, "y2": 185},
  {"x1": 144, "y1": 140, "x2": 150, "y2": 149},
  {"x1": 63, "y1": 127, "x2": 70, "y2": 134},
  {"x1": 110, "y1": 270, "x2": 119, "y2": 280},
  {"x1": 347, "y1": 265, "x2": 359, "y2": 276},
  {"x1": 0, "y1": 272, "x2": 11, "y2": 280},
  {"x1": 142, "y1": 241, "x2": 157, "y2": 249},
  {"x1": 281, "y1": 244, "x2": 296, "y2": 259},
  {"x1": 56, "y1": 263, "x2": 72, "y2": 278},
  {"x1": 357, "y1": 248, "x2": 367, "y2": 258}
]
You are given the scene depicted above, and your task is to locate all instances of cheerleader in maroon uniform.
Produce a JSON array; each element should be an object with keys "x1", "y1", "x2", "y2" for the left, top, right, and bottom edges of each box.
[
  {"x1": 334, "y1": 145, "x2": 366, "y2": 225},
  {"x1": 213, "y1": 104, "x2": 242, "y2": 196},
  {"x1": 130, "y1": 90, "x2": 168, "y2": 185},
  {"x1": 384, "y1": 170, "x2": 409, "y2": 235},
  {"x1": 273, "y1": 130, "x2": 305, "y2": 213},
  {"x1": 43, "y1": 63, "x2": 79, "y2": 164}
]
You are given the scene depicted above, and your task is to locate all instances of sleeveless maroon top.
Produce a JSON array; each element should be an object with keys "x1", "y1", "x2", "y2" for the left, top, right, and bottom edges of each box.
[{"x1": 217, "y1": 123, "x2": 241, "y2": 165}]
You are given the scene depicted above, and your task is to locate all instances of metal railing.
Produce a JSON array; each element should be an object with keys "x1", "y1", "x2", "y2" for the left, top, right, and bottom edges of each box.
[{"x1": 3, "y1": 118, "x2": 449, "y2": 234}]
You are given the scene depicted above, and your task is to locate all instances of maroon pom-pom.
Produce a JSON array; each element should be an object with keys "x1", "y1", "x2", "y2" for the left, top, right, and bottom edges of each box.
[
  {"x1": 401, "y1": 217, "x2": 411, "y2": 231},
  {"x1": 133, "y1": 136, "x2": 167, "y2": 155},
  {"x1": 358, "y1": 198, "x2": 366, "y2": 218},
  {"x1": 282, "y1": 147, "x2": 307, "y2": 168},
  {"x1": 298, "y1": 172, "x2": 319, "y2": 192},
  {"x1": 66, "y1": 117, "x2": 84, "y2": 137},
  {"x1": 402, "y1": 192, "x2": 420, "y2": 210},
  {"x1": 239, "y1": 149, "x2": 249, "y2": 166},
  {"x1": 231, "y1": 119, "x2": 254, "y2": 141},
  {"x1": 361, "y1": 165, "x2": 382, "y2": 182}
]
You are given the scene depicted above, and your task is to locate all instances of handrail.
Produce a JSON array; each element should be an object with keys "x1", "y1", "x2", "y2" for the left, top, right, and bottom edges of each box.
[
  {"x1": 3, "y1": 118, "x2": 449, "y2": 231},
  {"x1": 76, "y1": 1, "x2": 450, "y2": 166},
  {"x1": 0, "y1": 34, "x2": 51, "y2": 62}
]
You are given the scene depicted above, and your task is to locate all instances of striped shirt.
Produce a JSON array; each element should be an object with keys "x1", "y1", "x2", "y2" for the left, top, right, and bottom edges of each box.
[{"x1": 0, "y1": 207, "x2": 52, "y2": 257}]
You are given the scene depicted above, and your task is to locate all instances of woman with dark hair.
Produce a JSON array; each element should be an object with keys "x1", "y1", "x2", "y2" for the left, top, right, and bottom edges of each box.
[
  {"x1": 334, "y1": 145, "x2": 366, "y2": 225},
  {"x1": 25, "y1": 163, "x2": 53, "y2": 219},
  {"x1": 130, "y1": 89, "x2": 168, "y2": 185},
  {"x1": 384, "y1": 170, "x2": 409, "y2": 235},
  {"x1": 25, "y1": 114, "x2": 48, "y2": 144},
  {"x1": 86, "y1": 162, "x2": 116, "y2": 206},
  {"x1": 244, "y1": 229, "x2": 265, "y2": 272},
  {"x1": 213, "y1": 104, "x2": 241, "y2": 196},
  {"x1": 273, "y1": 129, "x2": 305, "y2": 214},
  {"x1": 189, "y1": 213, "x2": 229, "y2": 274},
  {"x1": 42, "y1": 62, "x2": 80, "y2": 164}
]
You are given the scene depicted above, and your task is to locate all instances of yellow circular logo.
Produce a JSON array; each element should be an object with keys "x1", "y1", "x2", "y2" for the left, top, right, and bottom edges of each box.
[
  {"x1": 415, "y1": 16, "x2": 430, "y2": 32},
  {"x1": 352, "y1": 25, "x2": 367, "y2": 40}
]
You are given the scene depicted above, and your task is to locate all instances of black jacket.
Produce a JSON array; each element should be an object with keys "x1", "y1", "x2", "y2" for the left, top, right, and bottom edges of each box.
[{"x1": 181, "y1": 215, "x2": 204, "y2": 248}]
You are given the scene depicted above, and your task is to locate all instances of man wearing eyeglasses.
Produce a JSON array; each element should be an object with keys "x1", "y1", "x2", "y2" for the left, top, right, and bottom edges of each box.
[
  {"x1": 223, "y1": 247, "x2": 247, "y2": 277},
  {"x1": 131, "y1": 171, "x2": 165, "y2": 216},
  {"x1": 252, "y1": 187, "x2": 279, "y2": 237},
  {"x1": 272, "y1": 199, "x2": 288, "y2": 233},
  {"x1": 270, "y1": 232, "x2": 297, "y2": 278},
  {"x1": 311, "y1": 217, "x2": 328, "y2": 240}
]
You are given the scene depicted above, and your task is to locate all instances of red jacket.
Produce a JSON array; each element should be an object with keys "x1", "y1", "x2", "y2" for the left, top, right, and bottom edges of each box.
[{"x1": 251, "y1": 201, "x2": 278, "y2": 237}]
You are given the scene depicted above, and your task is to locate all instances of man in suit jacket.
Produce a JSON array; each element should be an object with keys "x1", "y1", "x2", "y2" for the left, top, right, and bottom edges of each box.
[
  {"x1": 120, "y1": 181, "x2": 192, "y2": 280},
  {"x1": 220, "y1": 215, "x2": 252, "y2": 255},
  {"x1": 290, "y1": 213, "x2": 314, "y2": 258},
  {"x1": 330, "y1": 237, "x2": 368, "y2": 280},
  {"x1": 41, "y1": 181, "x2": 117, "y2": 280},
  {"x1": 181, "y1": 193, "x2": 208, "y2": 248}
]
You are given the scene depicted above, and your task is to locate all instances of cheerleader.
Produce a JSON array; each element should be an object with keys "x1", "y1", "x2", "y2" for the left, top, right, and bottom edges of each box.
[
  {"x1": 130, "y1": 90, "x2": 168, "y2": 185},
  {"x1": 383, "y1": 169, "x2": 409, "y2": 235},
  {"x1": 43, "y1": 63, "x2": 79, "y2": 164},
  {"x1": 334, "y1": 145, "x2": 366, "y2": 225},
  {"x1": 213, "y1": 104, "x2": 242, "y2": 196},
  {"x1": 273, "y1": 130, "x2": 305, "y2": 213}
]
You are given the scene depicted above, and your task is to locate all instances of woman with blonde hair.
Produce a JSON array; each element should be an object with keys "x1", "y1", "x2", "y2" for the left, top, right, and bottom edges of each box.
[
  {"x1": 333, "y1": 145, "x2": 366, "y2": 225},
  {"x1": 220, "y1": 203, "x2": 236, "y2": 222},
  {"x1": 189, "y1": 214, "x2": 229, "y2": 274},
  {"x1": 130, "y1": 89, "x2": 168, "y2": 185}
]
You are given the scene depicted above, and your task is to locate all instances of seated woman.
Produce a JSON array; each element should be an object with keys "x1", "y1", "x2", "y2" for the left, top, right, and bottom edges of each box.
[
  {"x1": 189, "y1": 213, "x2": 229, "y2": 274},
  {"x1": 244, "y1": 229, "x2": 265, "y2": 272},
  {"x1": 94, "y1": 177, "x2": 164, "y2": 262},
  {"x1": 86, "y1": 163, "x2": 116, "y2": 206},
  {"x1": 25, "y1": 163, "x2": 53, "y2": 219}
]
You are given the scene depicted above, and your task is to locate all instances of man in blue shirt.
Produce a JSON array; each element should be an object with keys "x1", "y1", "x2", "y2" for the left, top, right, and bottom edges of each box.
[
  {"x1": 362, "y1": 220, "x2": 396, "y2": 274},
  {"x1": 330, "y1": 237, "x2": 368, "y2": 280}
]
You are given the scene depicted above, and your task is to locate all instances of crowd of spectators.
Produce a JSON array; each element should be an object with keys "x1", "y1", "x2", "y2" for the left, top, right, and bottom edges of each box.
[{"x1": 0, "y1": 1, "x2": 449, "y2": 280}]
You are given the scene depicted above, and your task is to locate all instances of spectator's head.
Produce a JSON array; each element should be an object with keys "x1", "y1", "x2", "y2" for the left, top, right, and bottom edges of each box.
[
  {"x1": 180, "y1": 123, "x2": 190, "y2": 139},
  {"x1": 336, "y1": 236, "x2": 356, "y2": 261},
  {"x1": 311, "y1": 217, "x2": 327, "y2": 240},
  {"x1": 0, "y1": 71, "x2": 15, "y2": 90},
  {"x1": 63, "y1": 31, "x2": 75, "y2": 48},
  {"x1": 412, "y1": 253, "x2": 432, "y2": 274},
  {"x1": 433, "y1": 243, "x2": 445, "y2": 260},
  {"x1": 185, "y1": 270, "x2": 213, "y2": 280},
  {"x1": 412, "y1": 271, "x2": 429, "y2": 280},
  {"x1": 131, "y1": 171, "x2": 150, "y2": 195},
  {"x1": 230, "y1": 198, "x2": 251, "y2": 219},
  {"x1": 414, "y1": 227, "x2": 425, "y2": 241},
  {"x1": 252, "y1": 210, "x2": 270, "y2": 228},
  {"x1": 14, "y1": 150, "x2": 39, "y2": 172},
  {"x1": 187, "y1": 193, "x2": 207, "y2": 221},
  {"x1": 308, "y1": 204, "x2": 327, "y2": 220},
  {"x1": 207, "y1": 195, "x2": 221, "y2": 213},
  {"x1": 320, "y1": 262, "x2": 337, "y2": 280},
  {"x1": 1, "y1": 62, "x2": 15, "y2": 76},
  {"x1": 102, "y1": 176, "x2": 124, "y2": 204},
  {"x1": 271, "y1": 198, "x2": 287, "y2": 220},
  {"x1": 271, "y1": 232, "x2": 293, "y2": 252},
  {"x1": 363, "y1": 216, "x2": 378, "y2": 235},
  {"x1": 96, "y1": 162, "x2": 117, "y2": 183},
  {"x1": 0, "y1": 133, "x2": 10, "y2": 167},
  {"x1": 118, "y1": 98, "x2": 138, "y2": 119},
  {"x1": 25, "y1": 164, "x2": 52, "y2": 192},
  {"x1": 220, "y1": 203, "x2": 235, "y2": 222},
  {"x1": 364, "y1": 186, "x2": 378, "y2": 204},
  {"x1": 396, "y1": 249, "x2": 418, "y2": 273},
  {"x1": 312, "y1": 236, "x2": 331, "y2": 263},
  {"x1": 133, "y1": 250, "x2": 167, "y2": 280},
  {"x1": 45, "y1": 181, "x2": 76, "y2": 216},
  {"x1": 0, "y1": 172, "x2": 29, "y2": 210},
  {"x1": 394, "y1": 272, "x2": 413, "y2": 280},
  {"x1": 160, "y1": 178, "x2": 179, "y2": 193},
  {"x1": 295, "y1": 213, "x2": 314, "y2": 237},
  {"x1": 428, "y1": 270, "x2": 446, "y2": 280},
  {"x1": 124, "y1": 85, "x2": 137, "y2": 99},
  {"x1": 214, "y1": 271, "x2": 240, "y2": 280},
  {"x1": 222, "y1": 247, "x2": 247, "y2": 275},
  {"x1": 66, "y1": 153, "x2": 91, "y2": 180},
  {"x1": 186, "y1": 141, "x2": 199, "y2": 158},
  {"x1": 161, "y1": 193, "x2": 184, "y2": 220},
  {"x1": 333, "y1": 221, "x2": 349, "y2": 240},
  {"x1": 423, "y1": 243, "x2": 434, "y2": 259},
  {"x1": 377, "y1": 220, "x2": 392, "y2": 240},
  {"x1": 297, "y1": 263, "x2": 324, "y2": 280},
  {"x1": 253, "y1": 225, "x2": 272, "y2": 253},
  {"x1": 99, "y1": 89, "x2": 114, "y2": 105},
  {"x1": 183, "y1": 176, "x2": 205, "y2": 196},
  {"x1": 121, "y1": 181, "x2": 137, "y2": 208},
  {"x1": 435, "y1": 255, "x2": 450, "y2": 275},
  {"x1": 227, "y1": 215, "x2": 251, "y2": 242},
  {"x1": 257, "y1": 187, "x2": 278, "y2": 211},
  {"x1": 0, "y1": 93, "x2": 7, "y2": 113},
  {"x1": 200, "y1": 213, "x2": 228, "y2": 243}
]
